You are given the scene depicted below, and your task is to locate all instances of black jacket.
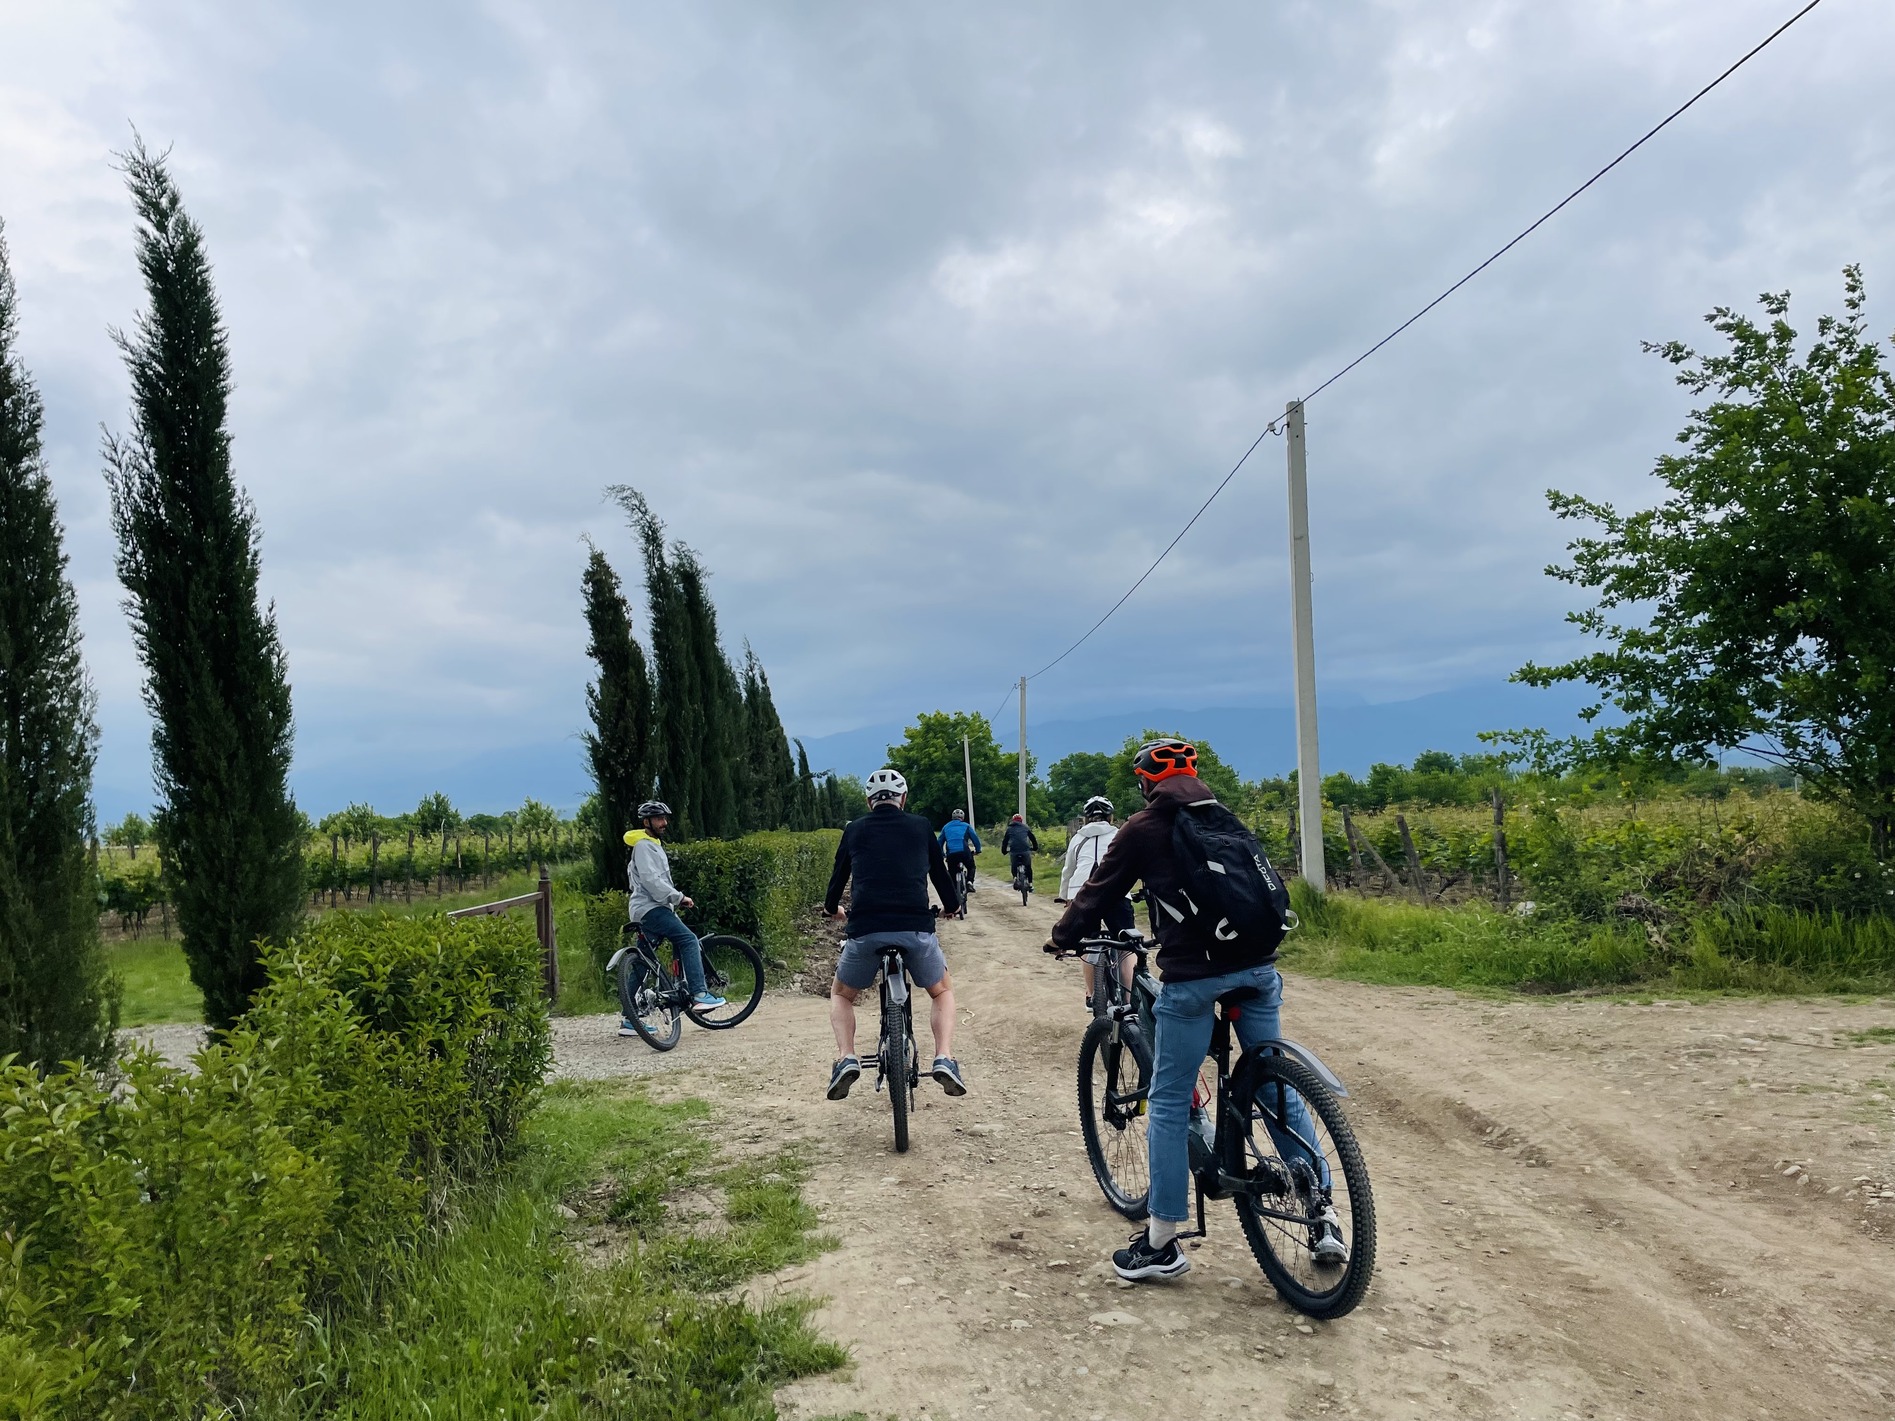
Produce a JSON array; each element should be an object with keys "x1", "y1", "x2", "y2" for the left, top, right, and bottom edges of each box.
[
  {"x1": 1001, "y1": 822, "x2": 1040, "y2": 856},
  {"x1": 825, "y1": 806, "x2": 961, "y2": 935},
  {"x1": 1051, "y1": 774, "x2": 1275, "y2": 982}
]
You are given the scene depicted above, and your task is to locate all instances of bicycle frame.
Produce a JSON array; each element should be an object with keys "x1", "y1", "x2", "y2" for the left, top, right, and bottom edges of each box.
[{"x1": 874, "y1": 947, "x2": 916, "y2": 1092}]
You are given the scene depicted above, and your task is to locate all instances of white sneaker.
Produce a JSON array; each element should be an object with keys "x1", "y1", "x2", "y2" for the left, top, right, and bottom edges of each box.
[{"x1": 1311, "y1": 1205, "x2": 1349, "y2": 1266}]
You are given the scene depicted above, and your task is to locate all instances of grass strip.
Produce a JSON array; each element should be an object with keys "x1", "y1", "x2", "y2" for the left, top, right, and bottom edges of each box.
[{"x1": 284, "y1": 1080, "x2": 842, "y2": 1419}]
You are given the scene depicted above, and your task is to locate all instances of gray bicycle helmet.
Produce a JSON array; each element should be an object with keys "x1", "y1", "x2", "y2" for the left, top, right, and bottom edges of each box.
[{"x1": 636, "y1": 800, "x2": 672, "y2": 820}]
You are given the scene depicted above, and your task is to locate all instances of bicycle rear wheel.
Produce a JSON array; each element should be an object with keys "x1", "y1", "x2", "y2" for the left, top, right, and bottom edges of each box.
[
  {"x1": 1077, "y1": 1017, "x2": 1152, "y2": 1219},
  {"x1": 884, "y1": 984, "x2": 912, "y2": 1153},
  {"x1": 1233, "y1": 1052, "x2": 1376, "y2": 1319},
  {"x1": 685, "y1": 935, "x2": 765, "y2": 1029},
  {"x1": 617, "y1": 951, "x2": 682, "y2": 1051}
]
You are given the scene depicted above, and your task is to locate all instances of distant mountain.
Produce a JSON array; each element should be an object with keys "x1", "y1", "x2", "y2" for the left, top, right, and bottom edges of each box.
[{"x1": 794, "y1": 681, "x2": 1605, "y2": 782}]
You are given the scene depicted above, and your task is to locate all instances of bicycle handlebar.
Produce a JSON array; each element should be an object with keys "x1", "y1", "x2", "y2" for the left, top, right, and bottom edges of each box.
[{"x1": 1043, "y1": 930, "x2": 1147, "y2": 959}]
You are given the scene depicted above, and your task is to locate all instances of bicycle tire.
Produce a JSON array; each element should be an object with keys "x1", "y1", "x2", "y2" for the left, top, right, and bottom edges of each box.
[
  {"x1": 1077, "y1": 1016, "x2": 1152, "y2": 1219},
  {"x1": 1233, "y1": 1053, "x2": 1376, "y2": 1319},
  {"x1": 618, "y1": 950, "x2": 682, "y2": 1052},
  {"x1": 684, "y1": 935, "x2": 765, "y2": 1029},
  {"x1": 886, "y1": 984, "x2": 911, "y2": 1154}
]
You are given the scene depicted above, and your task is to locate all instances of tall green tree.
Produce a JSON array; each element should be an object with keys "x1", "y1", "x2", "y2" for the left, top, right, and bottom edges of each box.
[
  {"x1": 887, "y1": 711, "x2": 1012, "y2": 826},
  {"x1": 675, "y1": 546, "x2": 743, "y2": 838},
  {"x1": 581, "y1": 543, "x2": 653, "y2": 888},
  {"x1": 0, "y1": 219, "x2": 116, "y2": 1070},
  {"x1": 791, "y1": 739, "x2": 817, "y2": 830},
  {"x1": 1519, "y1": 268, "x2": 1895, "y2": 856},
  {"x1": 741, "y1": 647, "x2": 795, "y2": 832},
  {"x1": 104, "y1": 140, "x2": 303, "y2": 1029},
  {"x1": 612, "y1": 487, "x2": 703, "y2": 836},
  {"x1": 1047, "y1": 750, "x2": 1114, "y2": 822}
]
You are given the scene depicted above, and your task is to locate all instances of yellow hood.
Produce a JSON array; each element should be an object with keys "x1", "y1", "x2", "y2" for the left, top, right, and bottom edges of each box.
[{"x1": 623, "y1": 828, "x2": 654, "y2": 848}]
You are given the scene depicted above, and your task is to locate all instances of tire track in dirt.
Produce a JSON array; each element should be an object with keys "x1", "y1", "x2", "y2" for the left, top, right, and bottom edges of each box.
[{"x1": 547, "y1": 890, "x2": 1895, "y2": 1420}]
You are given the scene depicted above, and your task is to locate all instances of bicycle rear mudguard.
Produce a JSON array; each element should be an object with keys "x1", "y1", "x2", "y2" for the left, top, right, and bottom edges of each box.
[
  {"x1": 605, "y1": 944, "x2": 631, "y2": 973},
  {"x1": 1234, "y1": 1038, "x2": 1350, "y2": 1098},
  {"x1": 881, "y1": 956, "x2": 910, "y2": 1005}
]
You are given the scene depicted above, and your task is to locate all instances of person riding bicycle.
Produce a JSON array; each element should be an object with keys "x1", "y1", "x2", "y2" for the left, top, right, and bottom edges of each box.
[
  {"x1": 822, "y1": 768, "x2": 968, "y2": 1100},
  {"x1": 1049, "y1": 740, "x2": 1344, "y2": 1282},
  {"x1": 939, "y1": 808, "x2": 982, "y2": 894},
  {"x1": 1001, "y1": 813, "x2": 1039, "y2": 890},
  {"x1": 621, "y1": 801, "x2": 726, "y2": 1034},
  {"x1": 1055, "y1": 795, "x2": 1135, "y2": 1005}
]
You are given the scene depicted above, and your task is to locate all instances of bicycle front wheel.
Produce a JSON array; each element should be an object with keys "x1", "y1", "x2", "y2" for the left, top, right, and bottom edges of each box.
[
  {"x1": 1077, "y1": 1016, "x2": 1152, "y2": 1219},
  {"x1": 685, "y1": 935, "x2": 765, "y2": 1029},
  {"x1": 1233, "y1": 1052, "x2": 1376, "y2": 1319},
  {"x1": 618, "y1": 952, "x2": 682, "y2": 1052}
]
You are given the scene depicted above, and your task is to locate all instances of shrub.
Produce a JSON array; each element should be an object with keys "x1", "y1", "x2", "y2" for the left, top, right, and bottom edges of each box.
[
  {"x1": 0, "y1": 911, "x2": 548, "y2": 1417},
  {"x1": 663, "y1": 829, "x2": 839, "y2": 966}
]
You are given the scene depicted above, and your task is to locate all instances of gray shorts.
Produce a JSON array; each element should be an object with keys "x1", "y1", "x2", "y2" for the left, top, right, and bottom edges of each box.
[{"x1": 835, "y1": 931, "x2": 949, "y2": 992}]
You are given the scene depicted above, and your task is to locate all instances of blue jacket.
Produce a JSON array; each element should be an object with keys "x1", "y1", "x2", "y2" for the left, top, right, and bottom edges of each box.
[{"x1": 939, "y1": 820, "x2": 981, "y2": 854}]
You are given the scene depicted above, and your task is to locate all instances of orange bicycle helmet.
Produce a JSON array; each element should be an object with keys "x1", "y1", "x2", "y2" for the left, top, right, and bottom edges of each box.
[{"x1": 1132, "y1": 739, "x2": 1197, "y2": 786}]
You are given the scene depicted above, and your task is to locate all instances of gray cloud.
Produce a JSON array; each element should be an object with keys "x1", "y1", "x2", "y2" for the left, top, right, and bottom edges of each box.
[{"x1": 2, "y1": 0, "x2": 1890, "y2": 815}]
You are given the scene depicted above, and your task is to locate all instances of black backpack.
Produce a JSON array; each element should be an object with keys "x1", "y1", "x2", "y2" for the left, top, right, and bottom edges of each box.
[{"x1": 1168, "y1": 799, "x2": 1292, "y2": 963}]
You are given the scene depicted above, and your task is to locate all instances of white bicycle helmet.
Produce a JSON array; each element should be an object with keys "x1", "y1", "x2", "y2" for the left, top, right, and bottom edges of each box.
[
  {"x1": 1083, "y1": 795, "x2": 1113, "y2": 820},
  {"x1": 865, "y1": 767, "x2": 908, "y2": 804}
]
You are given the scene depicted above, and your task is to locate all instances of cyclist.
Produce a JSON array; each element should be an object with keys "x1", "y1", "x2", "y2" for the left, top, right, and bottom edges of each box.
[
  {"x1": 821, "y1": 768, "x2": 968, "y2": 1100},
  {"x1": 620, "y1": 800, "x2": 725, "y2": 1034},
  {"x1": 1055, "y1": 795, "x2": 1135, "y2": 1005},
  {"x1": 1001, "y1": 813, "x2": 1040, "y2": 891},
  {"x1": 1049, "y1": 740, "x2": 1343, "y2": 1282},
  {"x1": 939, "y1": 808, "x2": 982, "y2": 894}
]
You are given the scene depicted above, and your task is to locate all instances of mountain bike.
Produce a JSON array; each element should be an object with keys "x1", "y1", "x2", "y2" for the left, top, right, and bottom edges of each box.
[
  {"x1": 1011, "y1": 855, "x2": 1034, "y2": 906},
  {"x1": 1047, "y1": 931, "x2": 1377, "y2": 1319},
  {"x1": 873, "y1": 940, "x2": 921, "y2": 1152},
  {"x1": 608, "y1": 923, "x2": 766, "y2": 1051},
  {"x1": 951, "y1": 861, "x2": 970, "y2": 919}
]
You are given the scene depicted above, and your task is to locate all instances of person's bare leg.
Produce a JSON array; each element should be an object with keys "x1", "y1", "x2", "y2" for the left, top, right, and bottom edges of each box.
[
  {"x1": 1082, "y1": 958, "x2": 1097, "y2": 1000},
  {"x1": 830, "y1": 979, "x2": 859, "y2": 1057},
  {"x1": 1121, "y1": 954, "x2": 1135, "y2": 993},
  {"x1": 926, "y1": 974, "x2": 956, "y2": 1059}
]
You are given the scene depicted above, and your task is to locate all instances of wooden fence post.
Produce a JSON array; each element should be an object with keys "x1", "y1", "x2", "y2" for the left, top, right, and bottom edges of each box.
[
  {"x1": 535, "y1": 865, "x2": 559, "y2": 1001},
  {"x1": 1286, "y1": 805, "x2": 1300, "y2": 877},
  {"x1": 329, "y1": 834, "x2": 339, "y2": 909},
  {"x1": 455, "y1": 835, "x2": 463, "y2": 892},
  {"x1": 483, "y1": 832, "x2": 491, "y2": 890},
  {"x1": 405, "y1": 830, "x2": 415, "y2": 903},
  {"x1": 1342, "y1": 806, "x2": 1364, "y2": 881},
  {"x1": 369, "y1": 833, "x2": 380, "y2": 902},
  {"x1": 1395, "y1": 813, "x2": 1428, "y2": 900},
  {"x1": 1348, "y1": 816, "x2": 1401, "y2": 894},
  {"x1": 436, "y1": 830, "x2": 449, "y2": 897},
  {"x1": 1492, "y1": 789, "x2": 1512, "y2": 910}
]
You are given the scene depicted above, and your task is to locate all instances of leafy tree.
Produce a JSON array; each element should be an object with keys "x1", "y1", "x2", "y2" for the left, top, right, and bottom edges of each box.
[
  {"x1": 581, "y1": 543, "x2": 653, "y2": 889},
  {"x1": 515, "y1": 798, "x2": 558, "y2": 838},
  {"x1": 1519, "y1": 268, "x2": 1895, "y2": 855},
  {"x1": 1104, "y1": 729, "x2": 1244, "y2": 811},
  {"x1": 887, "y1": 712, "x2": 1012, "y2": 826},
  {"x1": 676, "y1": 546, "x2": 743, "y2": 838},
  {"x1": 1047, "y1": 751, "x2": 1114, "y2": 822},
  {"x1": 105, "y1": 811, "x2": 152, "y2": 855},
  {"x1": 104, "y1": 140, "x2": 302, "y2": 1030},
  {"x1": 410, "y1": 792, "x2": 460, "y2": 837},
  {"x1": 0, "y1": 220, "x2": 116, "y2": 1070}
]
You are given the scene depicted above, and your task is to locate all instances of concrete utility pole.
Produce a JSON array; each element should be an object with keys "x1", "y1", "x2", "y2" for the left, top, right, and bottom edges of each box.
[
  {"x1": 1286, "y1": 400, "x2": 1326, "y2": 891},
  {"x1": 962, "y1": 735, "x2": 977, "y2": 826},
  {"x1": 1017, "y1": 676, "x2": 1029, "y2": 821}
]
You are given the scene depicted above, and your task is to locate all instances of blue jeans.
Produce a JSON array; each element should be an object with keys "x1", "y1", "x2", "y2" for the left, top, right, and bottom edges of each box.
[
  {"x1": 1146, "y1": 962, "x2": 1324, "y2": 1224},
  {"x1": 637, "y1": 906, "x2": 707, "y2": 996}
]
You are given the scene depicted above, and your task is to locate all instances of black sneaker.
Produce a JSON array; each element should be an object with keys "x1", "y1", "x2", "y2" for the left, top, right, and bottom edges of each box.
[
  {"x1": 932, "y1": 1056, "x2": 968, "y2": 1096},
  {"x1": 1112, "y1": 1228, "x2": 1191, "y2": 1282},
  {"x1": 827, "y1": 1056, "x2": 861, "y2": 1100}
]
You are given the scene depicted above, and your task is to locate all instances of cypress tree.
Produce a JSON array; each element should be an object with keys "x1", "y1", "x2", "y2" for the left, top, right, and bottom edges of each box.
[
  {"x1": 791, "y1": 739, "x2": 817, "y2": 831},
  {"x1": 104, "y1": 141, "x2": 303, "y2": 1030},
  {"x1": 741, "y1": 647, "x2": 796, "y2": 832},
  {"x1": 675, "y1": 546, "x2": 741, "y2": 838},
  {"x1": 0, "y1": 219, "x2": 116, "y2": 1070},
  {"x1": 612, "y1": 487, "x2": 701, "y2": 837},
  {"x1": 581, "y1": 543, "x2": 652, "y2": 891}
]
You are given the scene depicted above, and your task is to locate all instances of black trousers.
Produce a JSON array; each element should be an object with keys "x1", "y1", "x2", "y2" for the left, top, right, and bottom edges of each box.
[{"x1": 947, "y1": 849, "x2": 977, "y2": 884}]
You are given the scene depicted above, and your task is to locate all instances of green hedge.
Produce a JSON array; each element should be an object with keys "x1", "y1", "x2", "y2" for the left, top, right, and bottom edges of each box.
[
  {"x1": 584, "y1": 830, "x2": 840, "y2": 982},
  {"x1": 0, "y1": 912, "x2": 549, "y2": 1417}
]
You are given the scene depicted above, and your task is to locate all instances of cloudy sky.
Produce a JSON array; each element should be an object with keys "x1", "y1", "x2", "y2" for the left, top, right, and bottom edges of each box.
[{"x1": 2, "y1": 0, "x2": 1890, "y2": 817}]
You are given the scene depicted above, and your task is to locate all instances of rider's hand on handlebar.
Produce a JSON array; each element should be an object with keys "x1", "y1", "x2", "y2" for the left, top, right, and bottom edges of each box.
[{"x1": 679, "y1": 895, "x2": 695, "y2": 910}]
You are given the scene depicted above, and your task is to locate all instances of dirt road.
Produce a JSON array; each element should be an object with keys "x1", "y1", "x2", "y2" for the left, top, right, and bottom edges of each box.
[{"x1": 568, "y1": 886, "x2": 1895, "y2": 1419}]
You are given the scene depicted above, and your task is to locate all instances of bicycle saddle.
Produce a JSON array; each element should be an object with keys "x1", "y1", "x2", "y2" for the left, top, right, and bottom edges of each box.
[{"x1": 1215, "y1": 985, "x2": 1264, "y2": 1014}]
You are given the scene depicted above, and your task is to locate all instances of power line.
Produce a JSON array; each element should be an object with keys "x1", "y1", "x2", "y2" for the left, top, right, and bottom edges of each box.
[{"x1": 990, "y1": 0, "x2": 1826, "y2": 712}]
